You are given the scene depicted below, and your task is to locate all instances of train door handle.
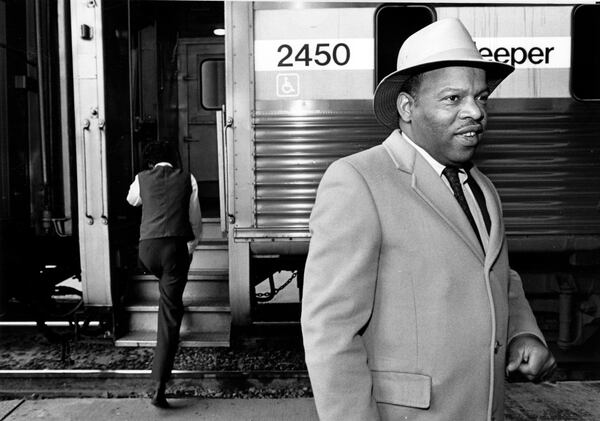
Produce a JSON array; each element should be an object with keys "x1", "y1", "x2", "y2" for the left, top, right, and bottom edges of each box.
[
  {"x1": 216, "y1": 109, "x2": 228, "y2": 233},
  {"x1": 81, "y1": 119, "x2": 94, "y2": 225},
  {"x1": 81, "y1": 117, "x2": 108, "y2": 225},
  {"x1": 98, "y1": 119, "x2": 108, "y2": 225}
]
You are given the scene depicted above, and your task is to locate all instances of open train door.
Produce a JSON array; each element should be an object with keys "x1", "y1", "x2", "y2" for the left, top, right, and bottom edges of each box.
[
  {"x1": 79, "y1": 1, "x2": 230, "y2": 346},
  {"x1": 69, "y1": 0, "x2": 112, "y2": 311},
  {"x1": 69, "y1": 1, "x2": 232, "y2": 345}
]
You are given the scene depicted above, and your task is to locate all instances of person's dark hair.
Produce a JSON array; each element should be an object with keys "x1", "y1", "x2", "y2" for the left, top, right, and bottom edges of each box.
[
  {"x1": 400, "y1": 73, "x2": 423, "y2": 99},
  {"x1": 143, "y1": 141, "x2": 173, "y2": 167}
]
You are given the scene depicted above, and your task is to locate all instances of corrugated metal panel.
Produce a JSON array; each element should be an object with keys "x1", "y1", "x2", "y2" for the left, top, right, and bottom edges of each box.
[
  {"x1": 254, "y1": 112, "x2": 386, "y2": 227},
  {"x1": 480, "y1": 99, "x2": 600, "y2": 236},
  {"x1": 253, "y1": 99, "x2": 600, "y2": 238}
]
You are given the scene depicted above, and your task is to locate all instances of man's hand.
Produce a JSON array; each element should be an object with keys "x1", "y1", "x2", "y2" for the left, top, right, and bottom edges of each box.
[
  {"x1": 187, "y1": 240, "x2": 198, "y2": 256},
  {"x1": 506, "y1": 335, "x2": 556, "y2": 381}
]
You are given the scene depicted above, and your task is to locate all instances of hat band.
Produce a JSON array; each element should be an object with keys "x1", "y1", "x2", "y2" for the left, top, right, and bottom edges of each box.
[{"x1": 399, "y1": 47, "x2": 487, "y2": 71}]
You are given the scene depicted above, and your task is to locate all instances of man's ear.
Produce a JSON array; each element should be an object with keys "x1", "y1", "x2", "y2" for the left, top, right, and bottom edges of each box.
[{"x1": 397, "y1": 92, "x2": 414, "y2": 123}]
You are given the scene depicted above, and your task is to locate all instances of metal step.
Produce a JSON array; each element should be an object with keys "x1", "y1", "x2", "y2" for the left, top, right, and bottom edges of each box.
[
  {"x1": 128, "y1": 270, "x2": 228, "y2": 301},
  {"x1": 115, "y1": 330, "x2": 230, "y2": 347},
  {"x1": 119, "y1": 221, "x2": 231, "y2": 348},
  {"x1": 199, "y1": 218, "x2": 226, "y2": 242},
  {"x1": 190, "y1": 243, "x2": 228, "y2": 271},
  {"x1": 122, "y1": 298, "x2": 231, "y2": 335},
  {"x1": 124, "y1": 297, "x2": 230, "y2": 312}
]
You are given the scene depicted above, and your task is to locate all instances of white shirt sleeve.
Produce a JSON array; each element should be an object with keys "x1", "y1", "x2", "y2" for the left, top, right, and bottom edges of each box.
[
  {"x1": 187, "y1": 174, "x2": 202, "y2": 255},
  {"x1": 126, "y1": 174, "x2": 142, "y2": 207}
]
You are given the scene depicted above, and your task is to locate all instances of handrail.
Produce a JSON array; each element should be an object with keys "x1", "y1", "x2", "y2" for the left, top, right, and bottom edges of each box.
[
  {"x1": 224, "y1": 114, "x2": 234, "y2": 225},
  {"x1": 216, "y1": 108, "x2": 228, "y2": 233},
  {"x1": 81, "y1": 119, "x2": 93, "y2": 225},
  {"x1": 98, "y1": 119, "x2": 108, "y2": 225}
]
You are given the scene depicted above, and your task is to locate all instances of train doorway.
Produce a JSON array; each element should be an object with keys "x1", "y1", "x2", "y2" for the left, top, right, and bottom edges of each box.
[
  {"x1": 100, "y1": 0, "x2": 225, "y2": 221},
  {"x1": 177, "y1": 38, "x2": 225, "y2": 219},
  {"x1": 116, "y1": 2, "x2": 231, "y2": 346},
  {"x1": 79, "y1": 0, "x2": 230, "y2": 345}
]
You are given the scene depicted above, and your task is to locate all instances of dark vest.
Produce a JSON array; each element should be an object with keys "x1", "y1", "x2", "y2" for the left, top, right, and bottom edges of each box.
[{"x1": 138, "y1": 165, "x2": 193, "y2": 241}]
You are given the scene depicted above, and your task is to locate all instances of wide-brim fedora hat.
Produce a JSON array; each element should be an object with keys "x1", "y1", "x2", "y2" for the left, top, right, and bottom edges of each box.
[{"x1": 374, "y1": 18, "x2": 515, "y2": 130}]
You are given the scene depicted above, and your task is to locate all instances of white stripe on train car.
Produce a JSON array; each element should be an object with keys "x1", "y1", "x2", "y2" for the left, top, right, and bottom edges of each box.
[{"x1": 474, "y1": 37, "x2": 570, "y2": 68}]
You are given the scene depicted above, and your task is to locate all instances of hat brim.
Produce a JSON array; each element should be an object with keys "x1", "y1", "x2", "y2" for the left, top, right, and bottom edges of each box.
[{"x1": 373, "y1": 59, "x2": 515, "y2": 130}]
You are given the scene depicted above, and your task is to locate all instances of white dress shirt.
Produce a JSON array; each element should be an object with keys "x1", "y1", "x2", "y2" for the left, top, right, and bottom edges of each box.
[
  {"x1": 402, "y1": 132, "x2": 489, "y2": 252},
  {"x1": 127, "y1": 162, "x2": 202, "y2": 255}
]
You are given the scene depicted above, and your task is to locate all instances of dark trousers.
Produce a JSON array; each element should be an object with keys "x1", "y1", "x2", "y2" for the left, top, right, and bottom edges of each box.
[{"x1": 139, "y1": 238, "x2": 190, "y2": 383}]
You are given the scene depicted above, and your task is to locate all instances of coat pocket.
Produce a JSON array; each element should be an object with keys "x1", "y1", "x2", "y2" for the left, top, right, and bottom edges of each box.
[{"x1": 371, "y1": 370, "x2": 431, "y2": 409}]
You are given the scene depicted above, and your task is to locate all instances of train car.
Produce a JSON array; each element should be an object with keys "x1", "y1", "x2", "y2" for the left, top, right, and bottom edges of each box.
[
  {"x1": 0, "y1": 0, "x2": 82, "y2": 326},
  {"x1": 2, "y1": 1, "x2": 599, "y2": 351},
  {"x1": 218, "y1": 1, "x2": 600, "y2": 353}
]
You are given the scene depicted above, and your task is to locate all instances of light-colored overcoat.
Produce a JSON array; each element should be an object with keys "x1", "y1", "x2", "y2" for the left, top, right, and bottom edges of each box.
[{"x1": 301, "y1": 130, "x2": 545, "y2": 421}]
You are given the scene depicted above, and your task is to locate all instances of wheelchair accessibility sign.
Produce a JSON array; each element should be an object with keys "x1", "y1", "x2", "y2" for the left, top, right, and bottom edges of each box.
[{"x1": 276, "y1": 73, "x2": 299, "y2": 97}]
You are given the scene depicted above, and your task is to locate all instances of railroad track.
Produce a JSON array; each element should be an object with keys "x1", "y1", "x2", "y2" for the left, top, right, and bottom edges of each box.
[
  {"x1": 0, "y1": 370, "x2": 311, "y2": 399},
  {"x1": 1, "y1": 360, "x2": 599, "y2": 400},
  {"x1": 1, "y1": 371, "x2": 600, "y2": 420}
]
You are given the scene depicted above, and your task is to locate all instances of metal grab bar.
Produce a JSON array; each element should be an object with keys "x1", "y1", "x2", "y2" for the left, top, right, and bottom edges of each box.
[
  {"x1": 81, "y1": 119, "x2": 93, "y2": 225},
  {"x1": 98, "y1": 119, "x2": 108, "y2": 225},
  {"x1": 216, "y1": 109, "x2": 228, "y2": 233},
  {"x1": 224, "y1": 114, "x2": 234, "y2": 225}
]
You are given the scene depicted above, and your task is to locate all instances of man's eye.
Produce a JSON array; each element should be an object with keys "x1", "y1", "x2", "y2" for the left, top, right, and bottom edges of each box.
[{"x1": 445, "y1": 95, "x2": 459, "y2": 102}]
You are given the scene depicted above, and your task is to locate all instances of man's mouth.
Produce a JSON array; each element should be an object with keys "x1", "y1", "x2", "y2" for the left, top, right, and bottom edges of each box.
[
  {"x1": 455, "y1": 125, "x2": 483, "y2": 144},
  {"x1": 456, "y1": 125, "x2": 482, "y2": 136},
  {"x1": 455, "y1": 126, "x2": 482, "y2": 147}
]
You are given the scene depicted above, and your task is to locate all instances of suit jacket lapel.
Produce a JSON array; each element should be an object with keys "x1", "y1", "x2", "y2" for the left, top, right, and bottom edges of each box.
[
  {"x1": 383, "y1": 131, "x2": 485, "y2": 263},
  {"x1": 469, "y1": 167, "x2": 504, "y2": 269}
]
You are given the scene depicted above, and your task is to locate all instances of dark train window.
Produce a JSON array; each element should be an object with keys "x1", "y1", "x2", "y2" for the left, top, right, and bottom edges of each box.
[
  {"x1": 375, "y1": 5, "x2": 435, "y2": 87},
  {"x1": 571, "y1": 5, "x2": 600, "y2": 100},
  {"x1": 200, "y1": 59, "x2": 225, "y2": 110}
]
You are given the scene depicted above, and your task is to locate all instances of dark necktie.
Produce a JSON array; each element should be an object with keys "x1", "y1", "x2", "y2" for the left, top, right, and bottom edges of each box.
[
  {"x1": 442, "y1": 166, "x2": 484, "y2": 249},
  {"x1": 466, "y1": 173, "x2": 491, "y2": 234}
]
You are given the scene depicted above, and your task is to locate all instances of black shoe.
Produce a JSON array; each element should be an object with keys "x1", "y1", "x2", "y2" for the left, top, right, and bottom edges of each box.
[{"x1": 151, "y1": 394, "x2": 170, "y2": 409}]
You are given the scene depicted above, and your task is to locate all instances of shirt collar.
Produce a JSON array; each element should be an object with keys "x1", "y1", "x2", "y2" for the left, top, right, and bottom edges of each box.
[
  {"x1": 400, "y1": 132, "x2": 471, "y2": 181},
  {"x1": 401, "y1": 132, "x2": 446, "y2": 177},
  {"x1": 154, "y1": 162, "x2": 173, "y2": 168}
]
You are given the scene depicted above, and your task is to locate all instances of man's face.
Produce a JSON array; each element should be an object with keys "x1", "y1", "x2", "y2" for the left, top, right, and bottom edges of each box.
[{"x1": 398, "y1": 66, "x2": 489, "y2": 166}]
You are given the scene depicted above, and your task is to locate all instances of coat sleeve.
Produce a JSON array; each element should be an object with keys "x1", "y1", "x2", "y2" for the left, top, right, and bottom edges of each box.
[
  {"x1": 506, "y1": 267, "x2": 547, "y2": 346},
  {"x1": 301, "y1": 160, "x2": 382, "y2": 421}
]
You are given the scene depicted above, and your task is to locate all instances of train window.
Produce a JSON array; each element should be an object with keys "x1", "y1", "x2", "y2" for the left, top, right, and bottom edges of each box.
[
  {"x1": 571, "y1": 5, "x2": 600, "y2": 100},
  {"x1": 375, "y1": 5, "x2": 435, "y2": 87},
  {"x1": 200, "y1": 59, "x2": 225, "y2": 110}
]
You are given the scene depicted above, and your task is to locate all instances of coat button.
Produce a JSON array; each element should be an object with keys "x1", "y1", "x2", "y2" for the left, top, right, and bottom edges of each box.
[{"x1": 494, "y1": 340, "x2": 501, "y2": 354}]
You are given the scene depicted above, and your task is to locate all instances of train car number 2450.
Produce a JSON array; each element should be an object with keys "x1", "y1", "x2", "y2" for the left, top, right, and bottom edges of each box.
[{"x1": 277, "y1": 43, "x2": 351, "y2": 67}]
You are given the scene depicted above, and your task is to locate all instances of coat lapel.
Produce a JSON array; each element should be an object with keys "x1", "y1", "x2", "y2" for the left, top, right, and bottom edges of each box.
[
  {"x1": 383, "y1": 131, "x2": 485, "y2": 263},
  {"x1": 469, "y1": 167, "x2": 504, "y2": 269}
]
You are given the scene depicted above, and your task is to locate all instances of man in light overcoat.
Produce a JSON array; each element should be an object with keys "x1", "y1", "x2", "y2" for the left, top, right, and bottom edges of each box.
[{"x1": 301, "y1": 18, "x2": 556, "y2": 421}]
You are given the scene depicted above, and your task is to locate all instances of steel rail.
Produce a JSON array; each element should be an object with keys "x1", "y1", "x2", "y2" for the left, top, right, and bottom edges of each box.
[
  {"x1": 0, "y1": 369, "x2": 308, "y2": 377},
  {"x1": 0, "y1": 369, "x2": 312, "y2": 399}
]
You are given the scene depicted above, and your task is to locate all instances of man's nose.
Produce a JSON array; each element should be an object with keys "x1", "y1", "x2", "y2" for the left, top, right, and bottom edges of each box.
[{"x1": 459, "y1": 97, "x2": 485, "y2": 121}]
